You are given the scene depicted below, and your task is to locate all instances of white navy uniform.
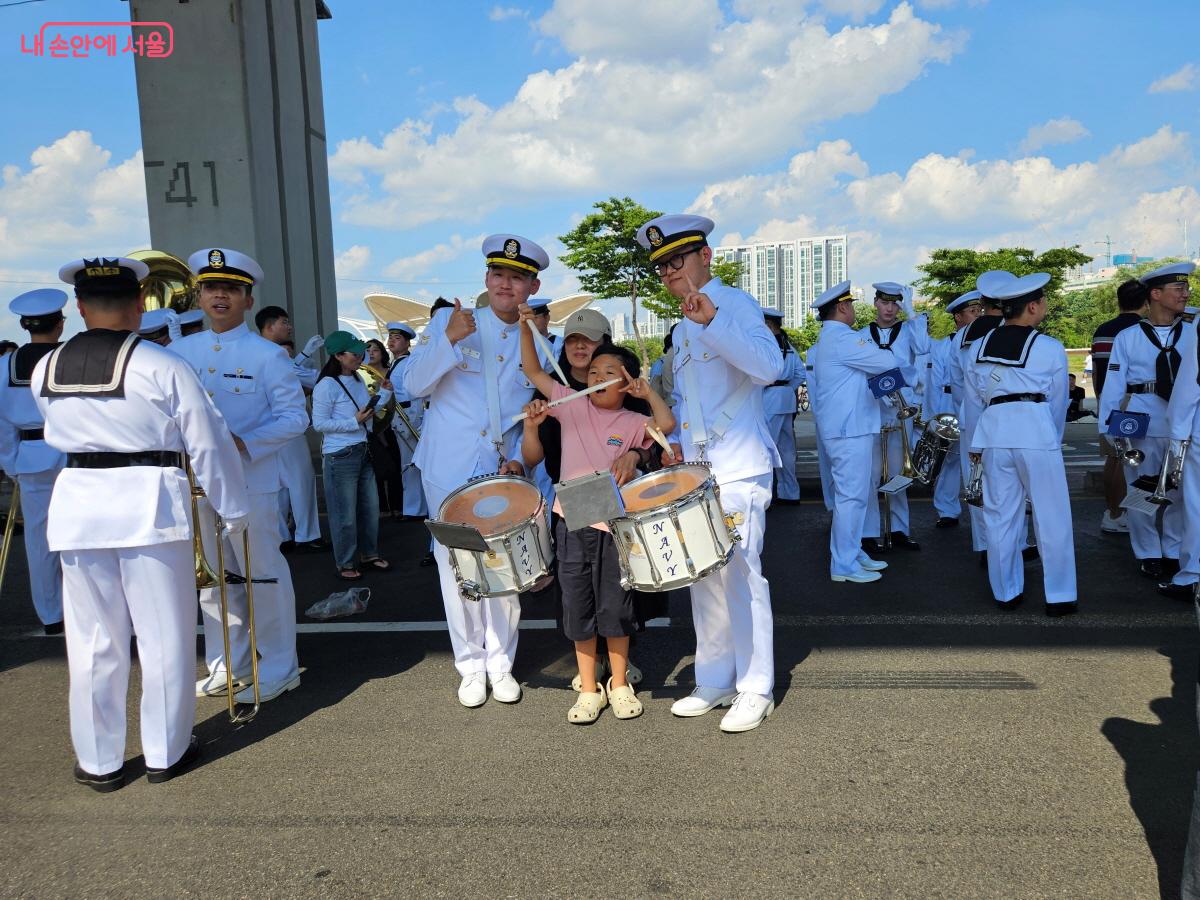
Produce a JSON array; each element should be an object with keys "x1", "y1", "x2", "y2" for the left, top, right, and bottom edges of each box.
[
  {"x1": 387, "y1": 352, "x2": 428, "y2": 517},
  {"x1": 404, "y1": 304, "x2": 536, "y2": 678},
  {"x1": 34, "y1": 326, "x2": 248, "y2": 775},
  {"x1": 0, "y1": 336, "x2": 66, "y2": 628},
  {"x1": 928, "y1": 334, "x2": 964, "y2": 519},
  {"x1": 1098, "y1": 317, "x2": 1187, "y2": 563},
  {"x1": 1166, "y1": 319, "x2": 1200, "y2": 589},
  {"x1": 948, "y1": 316, "x2": 1000, "y2": 552},
  {"x1": 967, "y1": 321, "x2": 1076, "y2": 606},
  {"x1": 804, "y1": 346, "x2": 834, "y2": 511},
  {"x1": 277, "y1": 354, "x2": 321, "y2": 543},
  {"x1": 812, "y1": 320, "x2": 897, "y2": 576},
  {"x1": 860, "y1": 315, "x2": 930, "y2": 537},
  {"x1": 764, "y1": 322, "x2": 804, "y2": 501},
  {"x1": 170, "y1": 322, "x2": 308, "y2": 691},
  {"x1": 668, "y1": 276, "x2": 783, "y2": 698}
]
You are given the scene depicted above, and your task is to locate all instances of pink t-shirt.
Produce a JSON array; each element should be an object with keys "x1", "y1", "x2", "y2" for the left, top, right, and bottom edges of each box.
[{"x1": 549, "y1": 382, "x2": 653, "y2": 530}]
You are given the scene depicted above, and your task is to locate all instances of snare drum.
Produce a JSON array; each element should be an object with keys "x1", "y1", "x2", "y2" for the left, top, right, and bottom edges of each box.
[
  {"x1": 609, "y1": 463, "x2": 740, "y2": 592},
  {"x1": 436, "y1": 474, "x2": 554, "y2": 600}
]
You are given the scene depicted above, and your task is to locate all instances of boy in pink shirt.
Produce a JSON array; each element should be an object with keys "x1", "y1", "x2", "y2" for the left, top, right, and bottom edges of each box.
[{"x1": 518, "y1": 303, "x2": 675, "y2": 724}]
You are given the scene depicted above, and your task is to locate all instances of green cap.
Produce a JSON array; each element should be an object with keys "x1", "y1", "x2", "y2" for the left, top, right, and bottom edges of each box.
[{"x1": 324, "y1": 330, "x2": 367, "y2": 356}]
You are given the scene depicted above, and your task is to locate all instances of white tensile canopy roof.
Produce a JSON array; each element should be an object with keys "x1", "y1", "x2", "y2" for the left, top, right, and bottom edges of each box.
[{"x1": 348, "y1": 291, "x2": 596, "y2": 339}]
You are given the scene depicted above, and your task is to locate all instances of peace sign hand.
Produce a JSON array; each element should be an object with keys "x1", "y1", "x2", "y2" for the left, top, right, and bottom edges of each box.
[
  {"x1": 620, "y1": 365, "x2": 651, "y2": 399},
  {"x1": 681, "y1": 273, "x2": 716, "y2": 325}
]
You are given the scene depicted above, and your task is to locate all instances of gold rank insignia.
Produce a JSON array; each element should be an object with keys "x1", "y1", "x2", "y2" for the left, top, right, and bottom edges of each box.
[
  {"x1": 646, "y1": 226, "x2": 663, "y2": 247},
  {"x1": 504, "y1": 239, "x2": 520, "y2": 259},
  {"x1": 208, "y1": 249, "x2": 225, "y2": 268}
]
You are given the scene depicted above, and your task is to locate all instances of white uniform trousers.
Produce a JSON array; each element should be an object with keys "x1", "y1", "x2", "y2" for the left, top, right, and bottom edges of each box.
[
  {"x1": 398, "y1": 434, "x2": 427, "y2": 517},
  {"x1": 688, "y1": 473, "x2": 774, "y2": 696},
  {"x1": 960, "y1": 439, "x2": 987, "y2": 552},
  {"x1": 1122, "y1": 437, "x2": 1183, "y2": 561},
  {"x1": 424, "y1": 477, "x2": 520, "y2": 678},
  {"x1": 198, "y1": 491, "x2": 299, "y2": 686},
  {"x1": 932, "y1": 442, "x2": 963, "y2": 519},
  {"x1": 824, "y1": 434, "x2": 875, "y2": 576},
  {"x1": 16, "y1": 470, "x2": 62, "y2": 626},
  {"x1": 864, "y1": 426, "x2": 911, "y2": 536},
  {"x1": 768, "y1": 414, "x2": 799, "y2": 501},
  {"x1": 1171, "y1": 447, "x2": 1200, "y2": 587},
  {"x1": 981, "y1": 448, "x2": 1076, "y2": 604},
  {"x1": 276, "y1": 435, "x2": 321, "y2": 543},
  {"x1": 61, "y1": 540, "x2": 196, "y2": 773},
  {"x1": 813, "y1": 420, "x2": 834, "y2": 511}
]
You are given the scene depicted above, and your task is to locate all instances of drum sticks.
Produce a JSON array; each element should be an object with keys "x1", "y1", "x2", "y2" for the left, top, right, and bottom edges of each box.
[{"x1": 510, "y1": 378, "x2": 622, "y2": 422}]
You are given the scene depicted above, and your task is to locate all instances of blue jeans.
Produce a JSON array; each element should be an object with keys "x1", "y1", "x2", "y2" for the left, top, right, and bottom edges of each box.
[{"x1": 322, "y1": 442, "x2": 380, "y2": 570}]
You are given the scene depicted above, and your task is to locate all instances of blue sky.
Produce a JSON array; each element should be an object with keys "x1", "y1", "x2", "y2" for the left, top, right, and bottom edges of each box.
[{"x1": 1, "y1": 0, "x2": 1197, "y2": 339}]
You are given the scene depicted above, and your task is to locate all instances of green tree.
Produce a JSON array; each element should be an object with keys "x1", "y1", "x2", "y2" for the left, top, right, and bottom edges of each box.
[{"x1": 558, "y1": 197, "x2": 662, "y2": 362}]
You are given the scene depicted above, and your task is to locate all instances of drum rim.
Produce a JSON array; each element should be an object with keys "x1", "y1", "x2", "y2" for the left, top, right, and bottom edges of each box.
[
  {"x1": 617, "y1": 463, "x2": 715, "y2": 521},
  {"x1": 438, "y1": 474, "x2": 545, "y2": 539}
]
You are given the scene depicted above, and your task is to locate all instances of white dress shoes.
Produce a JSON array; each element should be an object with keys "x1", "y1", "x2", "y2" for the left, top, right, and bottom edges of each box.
[
  {"x1": 719, "y1": 692, "x2": 775, "y2": 733},
  {"x1": 235, "y1": 671, "x2": 300, "y2": 704},
  {"x1": 488, "y1": 672, "x2": 522, "y2": 704},
  {"x1": 458, "y1": 673, "x2": 488, "y2": 707},
  {"x1": 195, "y1": 670, "x2": 253, "y2": 698},
  {"x1": 670, "y1": 686, "x2": 738, "y2": 717},
  {"x1": 856, "y1": 552, "x2": 888, "y2": 572},
  {"x1": 831, "y1": 568, "x2": 882, "y2": 583}
]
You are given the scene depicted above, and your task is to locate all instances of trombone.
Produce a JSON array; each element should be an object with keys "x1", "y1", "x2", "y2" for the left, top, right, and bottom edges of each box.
[
  {"x1": 186, "y1": 461, "x2": 260, "y2": 723},
  {"x1": 0, "y1": 478, "x2": 19, "y2": 599}
]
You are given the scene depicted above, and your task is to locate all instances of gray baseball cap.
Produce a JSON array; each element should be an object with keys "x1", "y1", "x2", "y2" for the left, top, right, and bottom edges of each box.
[{"x1": 561, "y1": 308, "x2": 610, "y2": 342}]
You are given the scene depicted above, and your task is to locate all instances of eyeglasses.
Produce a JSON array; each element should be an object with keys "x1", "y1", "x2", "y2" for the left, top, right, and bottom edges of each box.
[{"x1": 653, "y1": 248, "x2": 700, "y2": 276}]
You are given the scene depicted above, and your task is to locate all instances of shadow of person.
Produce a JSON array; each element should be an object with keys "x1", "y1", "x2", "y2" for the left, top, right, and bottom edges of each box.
[
  {"x1": 186, "y1": 632, "x2": 429, "y2": 770},
  {"x1": 1102, "y1": 647, "x2": 1199, "y2": 899}
]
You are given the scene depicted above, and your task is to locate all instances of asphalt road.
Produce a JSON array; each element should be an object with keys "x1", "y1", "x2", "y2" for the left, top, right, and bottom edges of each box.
[{"x1": 2, "y1": 476, "x2": 1197, "y2": 898}]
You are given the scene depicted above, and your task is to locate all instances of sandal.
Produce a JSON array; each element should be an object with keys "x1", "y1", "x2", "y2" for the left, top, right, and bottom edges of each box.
[
  {"x1": 567, "y1": 683, "x2": 607, "y2": 724},
  {"x1": 606, "y1": 678, "x2": 643, "y2": 720},
  {"x1": 360, "y1": 557, "x2": 390, "y2": 571},
  {"x1": 338, "y1": 568, "x2": 362, "y2": 581}
]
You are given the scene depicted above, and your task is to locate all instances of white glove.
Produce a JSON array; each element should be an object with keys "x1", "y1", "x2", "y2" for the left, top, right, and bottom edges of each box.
[
  {"x1": 901, "y1": 285, "x2": 915, "y2": 320},
  {"x1": 164, "y1": 309, "x2": 182, "y2": 343},
  {"x1": 300, "y1": 334, "x2": 324, "y2": 362},
  {"x1": 221, "y1": 514, "x2": 250, "y2": 539}
]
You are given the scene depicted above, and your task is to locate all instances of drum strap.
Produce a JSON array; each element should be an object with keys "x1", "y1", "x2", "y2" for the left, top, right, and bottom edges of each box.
[{"x1": 478, "y1": 309, "x2": 506, "y2": 467}]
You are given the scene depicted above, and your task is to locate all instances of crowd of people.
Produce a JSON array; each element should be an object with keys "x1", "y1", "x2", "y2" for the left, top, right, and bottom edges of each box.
[{"x1": 0, "y1": 215, "x2": 1196, "y2": 796}]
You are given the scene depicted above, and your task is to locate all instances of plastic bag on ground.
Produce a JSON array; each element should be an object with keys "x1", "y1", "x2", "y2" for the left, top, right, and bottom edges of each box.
[{"x1": 305, "y1": 587, "x2": 370, "y2": 620}]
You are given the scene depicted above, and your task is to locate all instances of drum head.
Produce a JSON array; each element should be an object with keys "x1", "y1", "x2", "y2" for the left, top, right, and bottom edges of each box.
[
  {"x1": 439, "y1": 476, "x2": 542, "y2": 537},
  {"x1": 620, "y1": 465, "x2": 709, "y2": 513}
]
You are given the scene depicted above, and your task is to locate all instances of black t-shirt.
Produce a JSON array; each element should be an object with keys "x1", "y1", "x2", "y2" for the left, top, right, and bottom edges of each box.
[{"x1": 1090, "y1": 312, "x2": 1142, "y2": 396}]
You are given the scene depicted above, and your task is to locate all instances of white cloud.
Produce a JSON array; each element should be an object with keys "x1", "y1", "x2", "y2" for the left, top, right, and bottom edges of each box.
[
  {"x1": 329, "y1": 2, "x2": 960, "y2": 229},
  {"x1": 689, "y1": 126, "x2": 1198, "y2": 288},
  {"x1": 334, "y1": 244, "x2": 371, "y2": 278},
  {"x1": 818, "y1": 0, "x2": 887, "y2": 23},
  {"x1": 1149, "y1": 63, "x2": 1198, "y2": 94},
  {"x1": 489, "y1": 6, "x2": 527, "y2": 22},
  {"x1": 383, "y1": 233, "x2": 486, "y2": 279},
  {"x1": 1017, "y1": 116, "x2": 1090, "y2": 154}
]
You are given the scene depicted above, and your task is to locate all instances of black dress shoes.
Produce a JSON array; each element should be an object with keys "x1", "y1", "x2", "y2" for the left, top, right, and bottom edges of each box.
[
  {"x1": 1139, "y1": 559, "x2": 1164, "y2": 580},
  {"x1": 147, "y1": 735, "x2": 200, "y2": 784},
  {"x1": 279, "y1": 540, "x2": 296, "y2": 555},
  {"x1": 419, "y1": 552, "x2": 436, "y2": 567},
  {"x1": 890, "y1": 532, "x2": 920, "y2": 551},
  {"x1": 74, "y1": 763, "x2": 124, "y2": 793},
  {"x1": 1022, "y1": 546, "x2": 1040, "y2": 563},
  {"x1": 861, "y1": 538, "x2": 885, "y2": 555},
  {"x1": 935, "y1": 517, "x2": 959, "y2": 529},
  {"x1": 978, "y1": 551, "x2": 988, "y2": 569},
  {"x1": 299, "y1": 539, "x2": 328, "y2": 553},
  {"x1": 1157, "y1": 581, "x2": 1196, "y2": 601},
  {"x1": 1161, "y1": 558, "x2": 1181, "y2": 579},
  {"x1": 995, "y1": 594, "x2": 1023, "y2": 611},
  {"x1": 1045, "y1": 601, "x2": 1077, "y2": 617},
  {"x1": 43, "y1": 621, "x2": 64, "y2": 636}
]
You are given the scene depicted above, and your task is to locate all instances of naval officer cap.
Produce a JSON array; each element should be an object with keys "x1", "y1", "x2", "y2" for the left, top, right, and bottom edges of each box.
[
  {"x1": 527, "y1": 298, "x2": 552, "y2": 313},
  {"x1": 872, "y1": 282, "x2": 905, "y2": 300},
  {"x1": 812, "y1": 279, "x2": 853, "y2": 312},
  {"x1": 177, "y1": 308, "x2": 206, "y2": 327},
  {"x1": 385, "y1": 321, "x2": 416, "y2": 339},
  {"x1": 187, "y1": 248, "x2": 264, "y2": 287},
  {"x1": 991, "y1": 272, "x2": 1051, "y2": 313},
  {"x1": 1139, "y1": 261, "x2": 1195, "y2": 289},
  {"x1": 636, "y1": 214, "x2": 715, "y2": 263},
  {"x1": 9, "y1": 288, "x2": 68, "y2": 319},
  {"x1": 482, "y1": 235, "x2": 549, "y2": 275},
  {"x1": 946, "y1": 289, "x2": 982, "y2": 314},
  {"x1": 975, "y1": 269, "x2": 1017, "y2": 303},
  {"x1": 138, "y1": 307, "x2": 174, "y2": 336},
  {"x1": 59, "y1": 256, "x2": 149, "y2": 294},
  {"x1": 762, "y1": 307, "x2": 785, "y2": 320}
]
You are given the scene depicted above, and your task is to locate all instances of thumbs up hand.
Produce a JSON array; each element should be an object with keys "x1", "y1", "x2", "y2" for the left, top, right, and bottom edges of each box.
[{"x1": 445, "y1": 298, "x2": 477, "y2": 345}]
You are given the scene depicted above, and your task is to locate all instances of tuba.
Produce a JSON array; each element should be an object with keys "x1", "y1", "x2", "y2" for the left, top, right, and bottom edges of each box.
[
  {"x1": 358, "y1": 363, "x2": 396, "y2": 430},
  {"x1": 128, "y1": 249, "x2": 197, "y2": 313},
  {"x1": 910, "y1": 413, "x2": 960, "y2": 485}
]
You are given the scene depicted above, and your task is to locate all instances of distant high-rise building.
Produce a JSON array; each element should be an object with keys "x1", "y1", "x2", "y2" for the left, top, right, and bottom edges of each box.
[
  {"x1": 713, "y1": 235, "x2": 848, "y2": 329},
  {"x1": 1112, "y1": 253, "x2": 1154, "y2": 267}
]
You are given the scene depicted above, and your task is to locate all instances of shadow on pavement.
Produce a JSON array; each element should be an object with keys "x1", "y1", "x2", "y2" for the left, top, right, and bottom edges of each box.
[{"x1": 1102, "y1": 647, "x2": 1199, "y2": 899}]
